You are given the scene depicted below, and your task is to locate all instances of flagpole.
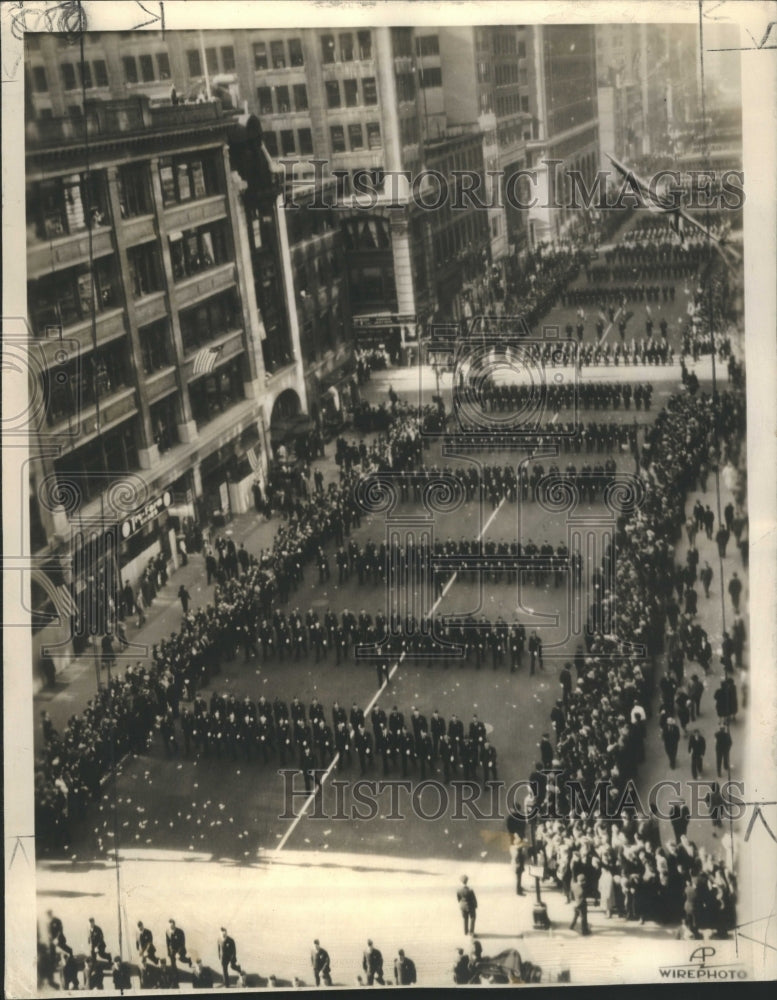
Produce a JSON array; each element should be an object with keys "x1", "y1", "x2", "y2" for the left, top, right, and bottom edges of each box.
[{"x1": 199, "y1": 30, "x2": 212, "y2": 101}]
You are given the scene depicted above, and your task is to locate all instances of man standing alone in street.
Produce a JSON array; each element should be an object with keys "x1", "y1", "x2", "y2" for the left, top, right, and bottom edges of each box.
[{"x1": 457, "y1": 875, "x2": 478, "y2": 936}]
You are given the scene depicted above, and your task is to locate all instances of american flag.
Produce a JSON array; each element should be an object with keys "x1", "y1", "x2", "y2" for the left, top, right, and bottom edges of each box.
[
  {"x1": 192, "y1": 345, "x2": 223, "y2": 376},
  {"x1": 247, "y1": 447, "x2": 260, "y2": 472},
  {"x1": 54, "y1": 584, "x2": 78, "y2": 620}
]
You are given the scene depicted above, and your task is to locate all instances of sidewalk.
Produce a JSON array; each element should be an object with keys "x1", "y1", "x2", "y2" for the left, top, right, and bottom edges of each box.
[{"x1": 32, "y1": 439, "x2": 348, "y2": 748}]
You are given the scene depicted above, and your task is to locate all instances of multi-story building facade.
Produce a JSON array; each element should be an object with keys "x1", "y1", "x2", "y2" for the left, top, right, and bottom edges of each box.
[{"x1": 24, "y1": 93, "x2": 304, "y2": 669}]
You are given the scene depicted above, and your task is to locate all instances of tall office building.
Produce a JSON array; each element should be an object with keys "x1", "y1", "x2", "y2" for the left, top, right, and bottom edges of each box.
[{"x1": 24, "y1": 84, "x2": 307, "y2": 669}]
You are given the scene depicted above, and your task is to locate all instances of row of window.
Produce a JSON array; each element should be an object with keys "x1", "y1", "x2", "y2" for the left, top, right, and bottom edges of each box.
[
  {"x1": 495, "y1": 63, "x2": 520, "y2": 87},
  {"x1": 27, "y1": 172, "x2": 110, "y2": 241},
  {"x1": 123, "y1": 52, "x2": 172, "y2": 84},
  {"x1": 28, "y1": 258, "x2": 119, "y2": 335},
  {"x1": 496, "y1": 93, "x2": 531, "y2": 118},
  {"x1": 44, "y1": 340, "x2": 132, "y2": 427},
  {"x1": 28, "y1": 219, "x2": 233, "y2": 337},
  {"x1": 28, "y1": 154, "x2": 223, "y2": 243},
  {"x1": 415, "y1": 35, "x2": 440, "y2": 57},
  {"x1": 330, "y1": 121, "x2": 381, "y2": 154},
  {"x1": 493, "y1": 34, "x2": 527, "y2": 58},
  {"x1": 432, "y1": 213, "x2": 488, "y2": 265},
  {"x1": 324, "y1": 76, "x2": 378, "y2": 109},
  {"x1": 48, "y1": 352, "x2": 248, "y2": 501},
  {"x1": 320, "y1": 30, "x2": 373, "y2": 64},
  {"x1": 30, "y1": 60, "x2": 106, "y2": 93},
  {"x1": 254, "y1": 38, "x2": 305, "y2": 70},
  {"x1": 257, "y1": 82, "x2": 308, "y2": 115},
  {"x1": 186, "y1": 45, "x2": 236, "y2": 78}
]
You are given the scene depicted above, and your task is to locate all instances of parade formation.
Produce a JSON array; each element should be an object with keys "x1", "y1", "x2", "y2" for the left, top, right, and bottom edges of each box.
[{"x1": 15, "y1": 13, "x2": 761, "y2": 993}]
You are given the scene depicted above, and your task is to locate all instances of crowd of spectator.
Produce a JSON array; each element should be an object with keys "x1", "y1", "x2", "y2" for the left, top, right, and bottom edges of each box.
[{"x1": 522, "y1": 386, "x2": 745, "y2": 936}]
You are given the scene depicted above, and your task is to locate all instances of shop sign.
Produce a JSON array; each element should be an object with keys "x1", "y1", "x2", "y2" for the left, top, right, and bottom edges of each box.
[{"x1": 120, "y1": 490, "x2": 172, "y2": 539}]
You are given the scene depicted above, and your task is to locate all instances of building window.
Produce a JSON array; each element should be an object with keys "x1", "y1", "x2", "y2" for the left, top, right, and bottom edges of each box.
[
  {"x1": 188, "y1": 356, "x2": 245, "y2": 428},
  {"x1": 298, "y1": 127, "x2": 313, "y2": 155},
  {"x1": 325, "y1": 80, "x2": 341, "y2": 108},
  {"x1": 348, "y1": 123, "x2": 364, "y2": 150},
  {"x1": 150, "y1": 395, "x2": 179, "y2": 454},
  {"x1": 156, "y1": 52, "x2": 170, "y2": 80},
  {"x1": 127, "y1": 242, "x2": 165, "y2": 299},
  {"x1": 257, "y1": 86, "x2": 273, "y2": 115},
  {"x1": 187, "y1": 49, "x2": 202, "y2": 76},
  {"x1": 158, "y1": 152, "x2": 220, "y2": 206},
  {"x1": 276, "y1": 85, "x2": 290, "y2": 113},
  {"x1": 61, "y1": 63, "x2": 78, "y2": 90},
  {"x1": 180, "y1": 288, "x2": 240, "y2": 354},
  {"x1": 170, "y1": 220, "x2": 232, "y2": 282},
  {"x1": 139, "y1": 53, "x2": 155, "y2": 82},
  {"x1": 477, "y1": 61, "x2": 490, "y2": 83},
  {"x1": 363, "y1": 76, "x2": 377, "y2": 105},
  {"x1": 117, "y1": 163, "x2": 151, "y2": 218},
  {"x1": 521, "y1": 95, "x2": 529, "y2": 113},
  {"x1": 264, "y1": 132, "x2": 278, "y2": 156},
  {"x1": 280, "y1": 129, "x2": 295, "y2": 155},
  {"x1": 254, "y1": 42, "x2": 268, "y2": 70},
  {"x1": 77, "y1": 62, "x2": 92, "y2": 89},
  {"x1": 343, "y1": 79, "x2": 359, "y2": 107},
  {"x1": 367, "y1": 121, "x2": 382, "y2": 150},
  {"x1": 421, "y1": 66, "x2": 442, "y2": 87},
  {"x1": 358, "y1": 30, "x2": 372, "y2": 59},
  {"x1": 205, "y1": 47, "x2": 218, "y2": 74},
  {"x1": 395, "y1": 72, "x2": 415, "y2": 103},
  {"x1": 53, "y1": 421, "x2": 139, "y2": 504},
  {"x1": 330, "y1": 124, "x2": 346, "y2": 153},
  {"x1": 32, "y1": 65, "x2": 48, "y2": 92},
  {"x1": 321, "y1": 34, "x2": 335, "y2": 63},
  {"x1": 27, "y1": 171, "x2": 110, "y2": 240},
  {"x1": 392, "y1": 28, "x2": 413, "y2": 57},
  {"x1": 289, "y1": 37, "x2": 304, "y2": 66},
  {"x1": 27, "y1": 256, "x2": 118, "y2": 335},
  {"x1": 44, "y1": 338, "x2": 131, "y2": 426},
  {"x1": 399, "y1": 116, "x2": 419, "y2": 146},
  {"x1": 339, "y1": 32, "x2": 354, "y2": 61},
  {"x1": 293, "y1": 83, "x2": 308, "y2": 111},
  {"x1": 221, "y1": 45, "x2": 235, "y2": 72},
  {"x1": 271, "y1": 40, "x2": 286, "y2": 69},
  {"x1": 139, "y1": 319, "x2": 171, "y2": 375},
  {"x1": 416, "y1": 34, "x2": 440, "y2": 56},
  {"x1": 518, "y1": 40, "x2": 526, "y2": 59}
]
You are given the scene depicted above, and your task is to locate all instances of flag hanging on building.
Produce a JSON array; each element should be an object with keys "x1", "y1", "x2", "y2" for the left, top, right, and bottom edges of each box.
[
  {"x1": 54, "y1": 584, "x2": 78, "y2": 621},
  {"x1": 247, "y1": 447, "x2": 260, "y2": 472},
  {"x1": 192, "y1": 345, "x2": 223, "y2": 375}
]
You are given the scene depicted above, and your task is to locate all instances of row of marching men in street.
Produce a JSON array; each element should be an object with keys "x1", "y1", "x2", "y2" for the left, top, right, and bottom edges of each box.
[{"x1": 161, "y1": 692, "x2": 501, "y2": 787}]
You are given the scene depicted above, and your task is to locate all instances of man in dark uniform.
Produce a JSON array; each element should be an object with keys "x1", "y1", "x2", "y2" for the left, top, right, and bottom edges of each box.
[
  {"x1": 394, "y1": 949, "x2": 417, "y2": 986},
  {"x1": 217, "y1": 927, "x2": 243, "y2": 988},
  {"x1": 334, "y1": 721, "x2": 351, "y2": 770},
  {"x1": 430, "y1": 710, "x2": 446, "y2": 759},
  {"x1": 362, "y1": 940, "x2": 385, "y2": 986},
  {"x1": 715, "y1": 724, "x2": 732, "y2": 777},
  {"x1": 87, "y1": 917, "x2": 111, "y2": 963},
  {"x1": 457, "y1": 875, "x2": 478, "y2": 935},
  {"x1": 569, "y1": 874, "x2": 591, "y2": 934},
  {"x1": 136, "y1": 921, "x2": 158, "y2": 968},
  {"x1": 481, "y1": 740, "x2": 497, "y2": 783},
  {"x1": 354, "y1": 725, "x2": 374, "y2": 775},
  {"x1": 311, "y1": 939, "x2": 332, "y2": 987},
  {"x1": 689, "y1": 729, "x2": 707, "y2": 779},
  {"x1": 166, "y1": 919, "x2": 193, "y2": 968}
]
